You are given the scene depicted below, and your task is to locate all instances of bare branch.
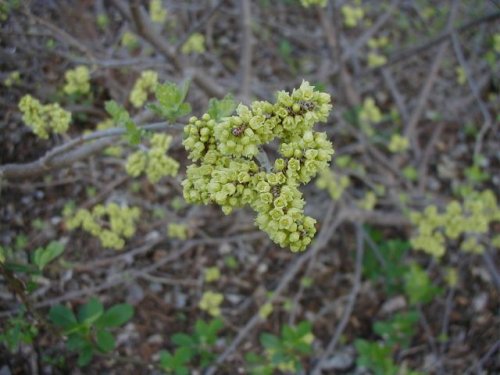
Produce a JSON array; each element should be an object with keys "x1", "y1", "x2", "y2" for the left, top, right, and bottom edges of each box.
[{"x1": 0, "y1": 122, "x2": 176, "y2": 180}]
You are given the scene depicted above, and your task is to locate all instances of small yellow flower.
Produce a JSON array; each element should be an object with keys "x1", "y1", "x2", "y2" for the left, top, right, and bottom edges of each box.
[
  {"x1": 388, "y1": 134, "x2": 409, "y2": 153},
  {"x1": 149, "y1": 0, "x2": 167, "y2": 23},
  {"x1": 358, "y1": 191, "x2": 377, "y2": 211},
  {"x1": 205, "y1": 267, "x2": 221, "y2": 283},
  {"x1": 359, "y1": 97, "x2": 382, "y2": 124},
  {"x1": 444, "y1": 267, "x2": 458, "y2": 288},
  {"x1": 181, "y1": 33, "x2": 205, "y2": 54},
  {"x1": 258, "y1": 302, "x2": 273, "y2": 320},
  {"x1": 167, "y1": 223, "x2": 188, "y2": 240},
  {"x1": 199, "y1": 291, "x2": 224, "y2": 317},
  {"x1": 63, "y1": 66, "x2": 91, "y2": 95},
  {"x1": 129, "y1": 70, "x2": 158, "y2": 108},
  {"x1": 299, "y1": 0, "x2": 327, "y2": 7},
  {"x1": 455, "y1": 66, "x2": 466, "y2": 86},
  {"x1": 367, "y1": 52, "x2": 387, "y2": 68},
  {"x1": 341, "y1": 5, "x2": 364, "y2": 28},
  {"x1": 121, "y1": 31, "x2": 138, "y2": 49}
]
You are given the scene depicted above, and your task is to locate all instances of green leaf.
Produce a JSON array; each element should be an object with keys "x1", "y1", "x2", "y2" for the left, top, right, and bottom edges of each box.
[
  {"x1": 155, "y1": 81, "x2": 184, "y2": 107},
  {"x1": 77, "y1": 344, "x2": 94, "y2": 367},
  {"x1": 95, "y1": 304, "x2": 134, "y2": 328},
  {"x1": 207, "y1": 94, "x2": 236, "y2": 121},
  {"x1": 355, "y1": 339, "x2": 397, "y2": 375},
  {"x1": 159, "y1": 348, "x2": 192, "y2": 374},
  {"x1": 373, "y1": 311, "x2": 419, "y2": 348},
  {"x1": 105, "y1": 100, "x2": 130, "y2": 124},
  {"x1": 49, "y1": 305, "x2": 78, "y2": 330},
  {"x1": 123, "y1": 120, "x2": 142, "y2": 145},
  {"x1": 152, "y1": 80, "x2": 192, "y2": 121},
  {"x1": 33, "y1": 241, "x2": 65, "y2": 270},
  {"x1": 175, "y1": 346, "x2": 194, "y2": 364},
  {"x1": 362, "y1": 229, "x2": 410, "y2": 295},
  {"x1": 159, "y1": 350, "x2": 175, "y2": 370},
  {"x1": 172, "y1": 333, "x2": 195, "y2": 347},
  {"x1": 95, "y1": 330, "x2": 116, "y2": 352},
  {"x1": 404, "y1": 264, "x2": 442, "y2": 305},
  {"x1": 176, "y1": 102, "x2": 192, "y2": 118},
  {"x1": 260, "y1": 333, "x2": 279, "y2": 349},
  {"x1": 77, "y1": 298, "x2": 104, "y2": 324},
  {"x1": 295, "y1": 321, "x2": 312, "y2": 337},
  {"x1": 4, "y1": 262, "x2": 40, "y2": 275},
  {"x1": 66, "y1": 334, "x2": 88, "y2": 351}
]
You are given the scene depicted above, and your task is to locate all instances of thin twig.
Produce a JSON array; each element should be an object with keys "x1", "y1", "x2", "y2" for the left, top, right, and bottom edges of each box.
[
  {"x1": 239, "y1": 0, "x2": 253, "y2": 103},
  {"x1": 318, "y1": 3, "x2": 360, "y2": 107},
  {"x1": 404, "y1": 0, "x2": 459, "y2": 157},
  {"x1": 381, "y1": 67, "x2": 409, "y2": 124},
  {"x1": 482, "y1": 249, "x2": 500, "y2": 290},
  {"x1": 205, "y1": 203, "x2": 343, "y2": 375},
  {"x1": 449, "y1": 30, "x2": 493, "y2": 157},
  {"x1": 379, "y1": 10, "x2": 500, "y2": 69},
  {"x1": 311, "y1": 222, "x2": 364, "y2": 375},
  {"x1": 116, "y1": 0, "x2": 225, "y2": 98},
  {"x1": 175, "y1": 0, "x2": 225, "y2": 51},
  {"x1": 0, "y1": 122, "x2": 175, "y2": 180}
]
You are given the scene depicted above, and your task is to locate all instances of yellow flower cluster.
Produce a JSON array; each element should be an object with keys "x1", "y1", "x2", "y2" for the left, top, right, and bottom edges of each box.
[
  {"x1": 63, "y1": 66, "x2": 91, "y2": 95},
  {"x1": 367, "y1": 52, "x2": 387, "y2": 68},
  {"x1": 358, "y1": 97, "x2": 382, "y2": 137},
  {"x1": 360, "y1": 97, "x2": 382, "y2": 124},
  {"x1": 341, "y1": 5, "x2": 364, "y2": 28},
  {"x1": 4, "y1": 71, "x2": 20, "y2": 87},
  {"x1": 366, "y1": 35, "x2": 388, "y2": 67},
  {"x1": 19, "y1": 95, "x2": 71, "y2": 139},
  {"x1": 204, "y1": 266, "x2": 221, "y2": 283},
  {"x1": 367, "y1": 36, "x2": 389, "y2": 49},
  {"x1": 316, "y1": 168, "x2": 350, "y2": 201},
  {"x1": 129, "y1": 70, "x2": 158, "y2": 108},
  {"x1": 445, "y1": 267, "x2": 458, "y2": 287},
  {"x1": 258, "y1": 302, "x2": 273, "y2": 319},
  {"x1": 126, "y1": 133, "x2": 179, "y2": 183},
  {"x1": 299, "y1": 0, "x2": 327, "y2": 7},
  {"x1": 388, "y1": 134, "x2": 409, "y2": 153},
  {"x1": 455, "y1": 66, "x2": 466, "y2": 86},
  {"x1": 182, "y1": 81, "x2": 333, "y2": 252},
  {"x1": 121, "y1": 31, "x2": 139, "y2": 49},
  {"x1": 410, "y1": 190, "x2": 500, "y2": 258},
  {"x1": 167, "y1": 223, "x2": 188, "y2": 240},
  {"x1": 199, "y1": 291, "x2": 224, "y2": 317},
  {"x1": 181, "y1": 33, "x2": 205, "y2": 54},
  {"x1": 149, "y1": 0, "x2": 167, "y2": 23},
  {"x1": 66, "y1": 203, "x2": 141, "y2": 250},
  {"x1": 357, "y1": 191, "x2": 377, "y2": 211}
]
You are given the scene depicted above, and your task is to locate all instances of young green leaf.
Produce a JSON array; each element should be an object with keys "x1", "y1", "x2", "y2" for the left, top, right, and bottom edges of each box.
[
  {"x1": 207, "y1": 94, "x2": 236, "y2": 121},
  {"x1": 373, "y1": 310, "x2": 419, "y2": 349},
  {"x1": 105, "y1": 100, "x2": 130, "y2": 124},
  {"x1": 260, "y1": 333, "x2": 280, "y2": 349},
  {"x1": 33, "y1": 241, "x2": 65, "y2": 270},
  {"x1": 49, "y1": 305, "x2": 78, "y2": 330},
  {"x1": 95, "y1": 304, "x2": 134, "y2": 328},
  {"x1": 159, "y1": 347, "x2": 193, "y2": 375},
  {"x1": 66, "y1": 334, "x2": 89, "y2": 351},
  {"x1": 77, "y1": 344, "x2": 94, "y2": 367},
  {"x1": 355, "y1": 339, "x2": 397, "y2": 375},
  {"x1": 95, "y1": 330, "x2": 116, "y2": 352},
  {"x1": 77, "y1": 297, "x2": 104, "y2": 324},
  {"x1": 404, "y1": 264, "x2": 442, "y2": 305},
  {"x1": 172, "y1": 333, "x2": 195, "y2": 347},
  {"x1": 149, "y1": 80, "x2": 192, "y2": 121},
  {"x1": 123, "y1": 120, "x2": 143, "y2": 145}
]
